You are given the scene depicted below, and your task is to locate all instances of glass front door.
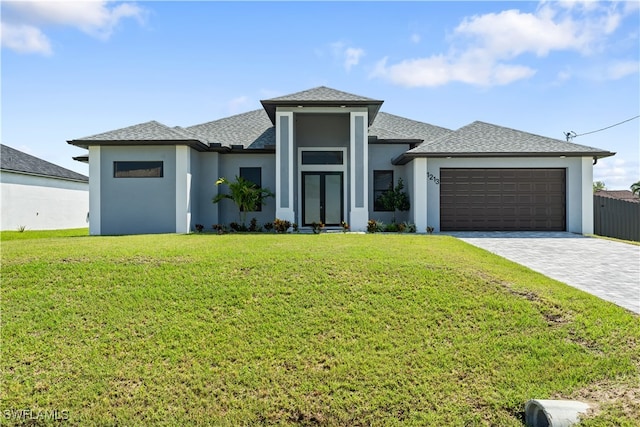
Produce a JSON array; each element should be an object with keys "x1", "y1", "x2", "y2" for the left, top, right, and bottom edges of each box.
[{"x1": 302, "y1": 172, "x2": 343, "y2": 226}]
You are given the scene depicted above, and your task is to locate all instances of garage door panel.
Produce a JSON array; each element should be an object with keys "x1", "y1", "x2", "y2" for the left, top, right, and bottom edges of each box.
[
  {"x1": 440, "y1": 168, "x2": 566, "y2": 231},
  {"x1": 518, "y1": 183, "x2": 533, "y2": 192}
]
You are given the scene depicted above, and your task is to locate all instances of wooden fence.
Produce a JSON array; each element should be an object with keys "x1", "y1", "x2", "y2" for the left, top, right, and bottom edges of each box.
[{"x1": 593, "y1": 195, "x2": 640, "y2": 242}]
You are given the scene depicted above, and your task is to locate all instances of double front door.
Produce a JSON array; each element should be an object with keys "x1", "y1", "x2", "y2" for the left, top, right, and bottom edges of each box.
[{"x1": 302, "y1": 172, "x2": 343, "y2": 226}]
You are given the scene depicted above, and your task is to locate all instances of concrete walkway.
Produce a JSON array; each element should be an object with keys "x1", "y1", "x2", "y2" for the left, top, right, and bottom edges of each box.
[{"x1": 446, "y1": 232, "x2": 640, "y2": 314}]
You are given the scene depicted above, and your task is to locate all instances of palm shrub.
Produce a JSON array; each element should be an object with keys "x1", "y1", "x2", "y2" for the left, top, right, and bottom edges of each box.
[{"x1": 213, "y1": 176, "x2": 274, "y2": 226}]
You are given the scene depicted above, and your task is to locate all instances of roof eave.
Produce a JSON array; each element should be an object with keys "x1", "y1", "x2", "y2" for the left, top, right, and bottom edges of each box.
[
  {"x1": 260, "y1": 100, "x2": 384, "y2": 125},
  {"x1": 72, "y1": 155, "x2": 89, "y2": 163},
  {"x1": 393, "y1": 151, "x2": 616, "y2": 165},
  {"x1": 67, "y1": 139, "x2": 210, "y2": 152},
  {"x1": 369, "y1": 137, "x2": 423, "y2": 145}
]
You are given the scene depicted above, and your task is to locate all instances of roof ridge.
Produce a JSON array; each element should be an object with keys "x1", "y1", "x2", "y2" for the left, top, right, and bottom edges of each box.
[
  {"x1": 463, "y1": 120, "x2": 609, "y2": 151},
  {"x1": 186, "y1": 109, "x2": 266, "y2": 130},
  {"x1": 71, "y1": 119, "x2": 203, "y2": 142},
  {"x1": 262, "y1": 86, "x2": 379, "y2": 102},
  {"x1": 408, "y1": 119, "x2": 614, "y2": 157},
  {"x1": 376, "y1": 111, "x2": 453, "y2": 133}
]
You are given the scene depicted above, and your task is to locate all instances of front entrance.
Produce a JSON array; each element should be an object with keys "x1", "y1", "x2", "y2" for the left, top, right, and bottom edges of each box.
[{"x1": 302, "y1": 172, "x2": 343, "y2": 226}]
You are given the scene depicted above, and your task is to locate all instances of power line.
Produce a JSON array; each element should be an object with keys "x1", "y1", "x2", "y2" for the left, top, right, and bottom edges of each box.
[{"x1": 565, "y1": 114, "x2": 640, "y2": 141}]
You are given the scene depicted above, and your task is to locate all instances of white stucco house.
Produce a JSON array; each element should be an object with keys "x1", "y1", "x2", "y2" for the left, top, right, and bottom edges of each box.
[
  {"x1": 1, "y1": 144, "x2": 89, "y2": 231},
  {"x1": 67, "y1": 87, "x2": 614, "y2": 235}
]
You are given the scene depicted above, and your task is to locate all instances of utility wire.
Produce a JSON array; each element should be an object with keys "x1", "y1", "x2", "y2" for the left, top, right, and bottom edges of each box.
[{"x1": 565, "y1": 115, "x2": 640, "y2": 141}]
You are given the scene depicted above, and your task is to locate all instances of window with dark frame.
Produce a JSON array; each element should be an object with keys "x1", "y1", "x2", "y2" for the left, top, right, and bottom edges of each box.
[
  {"x1": 114, "y1": 161, "x2": 163, "y2": 178},
  {"x1": 373, "y1": 170, "x2": 394, "y2": 211},
  {"x1": 239, "y1": 167, "x2": 262, "y2": 212},
  {"x1": 301, "y1": 151, "x2": 344, "y2": 165}
]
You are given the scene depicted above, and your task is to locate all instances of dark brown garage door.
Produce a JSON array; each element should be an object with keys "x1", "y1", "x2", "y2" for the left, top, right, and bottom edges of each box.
[{"x1": 440, "y1": 168, "x2": 566, "y2": 231}]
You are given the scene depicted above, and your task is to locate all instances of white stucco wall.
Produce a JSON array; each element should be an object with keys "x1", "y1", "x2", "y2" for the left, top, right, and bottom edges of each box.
[
  {"x1": 1, "y1": 171, "x2": 89, "y2": 231},
  {"x1": 98, "y1": 145, "x2": 176, "y2": 235},
  {"x1": 418, "y1": 157, "x2": 593, "y2": 234}
]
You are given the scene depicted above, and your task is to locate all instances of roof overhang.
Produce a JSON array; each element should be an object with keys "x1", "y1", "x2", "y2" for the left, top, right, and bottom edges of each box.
[
  {"x1": 72, "y1": 155, "x2": 89, "y2": 163},
  {"x1": 260, "y1": 100, "x2": 383, "y2": 126},
  {"x1": 392, "y1": 151, "x2": 617, "y2": 165},
  {"x1": 69, "y1": 143, "x2": 276, "y2": 161},
  {"x1": 67, "y1": 139, "x2": 210, "y2": 152},
  {"x1": 368, "y1": 136, "x2": 423, "y2": 145}
]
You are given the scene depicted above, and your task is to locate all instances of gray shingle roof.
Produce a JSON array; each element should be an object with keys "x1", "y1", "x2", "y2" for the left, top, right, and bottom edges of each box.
[
  {"x1": 370, "y1": 112, "x2": 452, "y2": 142},
  {"x1": 1, "y1": 144, "x2": 88, "y2": 182},
  {"x1": 186, "y1": 109, "x2": 275, "y2": 149},
  {"x1": 69, "y1": 120, "x2": 206, "y2": 149},
  {"x1": 408, "y1": 121, "x2": 615, "y2": 157},
  {"x1": 265, "y1": 86, "x2": 378, "y2": 102},
  {"x1": 260, "y1": 86, "x2": 383, "y2": 125},
  {"x1": 66, "y1": 87, "x2": 615, "y2": 162}
]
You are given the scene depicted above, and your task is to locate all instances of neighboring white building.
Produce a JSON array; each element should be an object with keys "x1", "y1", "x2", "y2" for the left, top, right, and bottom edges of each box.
[
  {"x1": 67, "y1": 87, "x2": 615, "y2": 236},
  {"x1": 1, "y1": 144, "x2": 89, "y2": 231}
]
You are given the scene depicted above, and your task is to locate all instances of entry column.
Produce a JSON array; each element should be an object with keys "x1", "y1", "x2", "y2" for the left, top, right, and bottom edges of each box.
[
  {"x1": 275, "y1": 111, "x2": 295, "y2": 222},
  {"x1": 350, "y1": 112, "x2": 368, "y2": 231}
]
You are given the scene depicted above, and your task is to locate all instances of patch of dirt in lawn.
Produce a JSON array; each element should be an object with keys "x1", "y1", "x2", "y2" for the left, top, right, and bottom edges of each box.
[
  {"x1": 554, "y1": 376, "x2": 640, "y2": 421},
  {"x1": 482, "y1": 273, "x2": 573, "y2": 327},
  {"x1": 116, "y1": 255, "x2": 193, "y2": 266}
]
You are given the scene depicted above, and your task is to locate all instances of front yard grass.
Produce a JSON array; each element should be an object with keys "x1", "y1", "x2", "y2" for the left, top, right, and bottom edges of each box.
[{"x1": 1, "y1": 234, "x2": 638, "y2": 425}]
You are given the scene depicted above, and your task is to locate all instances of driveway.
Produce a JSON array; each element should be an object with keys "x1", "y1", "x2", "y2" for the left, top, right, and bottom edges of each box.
[{"x1": 446, "y1": 232, "x2": 640, "y2": 314}]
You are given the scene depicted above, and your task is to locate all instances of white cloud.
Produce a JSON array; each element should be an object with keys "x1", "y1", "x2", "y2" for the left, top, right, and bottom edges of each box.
[
  {"x1": 372, "y1": 54, "x2": 535, "y2": 88},
  {"x1": 330, "y1": 41, "x2": 365, "y2": 71},
  {"x1": 410, "y1": 33, "x2": 421, "y2": 44},
  {"x1": 372, "y1": 2, "x2": 633, "y2": 88},
  {"x1": 594, "y1": 157, "x2": 639, "y2": 190},
  {"x1": 555, "y1": 68, "x2": 572, "y2": 84},
  {"x1": 605, "y1": 60, "x2": 639, "y2": 80},
  {"x1": 228, "y1": 96, "x2": 250, "y2": 114},
  {"x1": 259, "y1": 89, "x2": 282, "y2": 99},
  {"x1": 344, "y1": 47, "x2": 365, "y2": 71},
  {"x1": 1, "y1": 1, "x2": 146, "y2": 55},
  {"x1": 1, "y1": 22, "x2": 52, "y2": 55}
]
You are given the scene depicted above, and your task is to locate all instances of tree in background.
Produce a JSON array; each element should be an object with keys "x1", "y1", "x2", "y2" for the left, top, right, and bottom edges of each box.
[
  {"x1": 631, "y1": 181, "x2": 640, "y2": 196},
  {"x1": 593, "y1": 181, "x2": 606, "y2": 193}
]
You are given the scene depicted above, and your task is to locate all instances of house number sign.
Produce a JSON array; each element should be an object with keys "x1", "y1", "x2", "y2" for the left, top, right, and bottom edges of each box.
[{"x1": 427, "y1": 172, "x2": 440, "y2": 185}]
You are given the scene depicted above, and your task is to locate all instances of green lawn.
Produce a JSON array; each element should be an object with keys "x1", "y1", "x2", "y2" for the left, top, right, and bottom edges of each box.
[{"x1": 1, "y1": 233, "x2": 638, "y2": 426}]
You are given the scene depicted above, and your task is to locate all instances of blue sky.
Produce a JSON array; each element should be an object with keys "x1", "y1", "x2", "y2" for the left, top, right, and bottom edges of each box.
[{"x1": 2, "y1": 1, "x2": 639, "y2": 189}]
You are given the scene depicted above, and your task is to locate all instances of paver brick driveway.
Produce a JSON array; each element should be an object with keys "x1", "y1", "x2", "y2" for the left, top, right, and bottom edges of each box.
[{"x1": 447, "y1": 232, "x2": 640, "y2": 314}]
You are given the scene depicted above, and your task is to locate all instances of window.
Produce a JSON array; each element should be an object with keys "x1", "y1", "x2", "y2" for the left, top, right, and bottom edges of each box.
[
  {"x1": 114, "y1": 161, "x2": 163, "y2": 178},
  {"x1": 374, "y1": 170, "x2": 394, "y2": 211},
  {"x1": 301, "y1": 151, "x2": 344, "y2": 165},
  {"x1": 239, "y1": 167, "x2": 262, "y2": 211}
]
